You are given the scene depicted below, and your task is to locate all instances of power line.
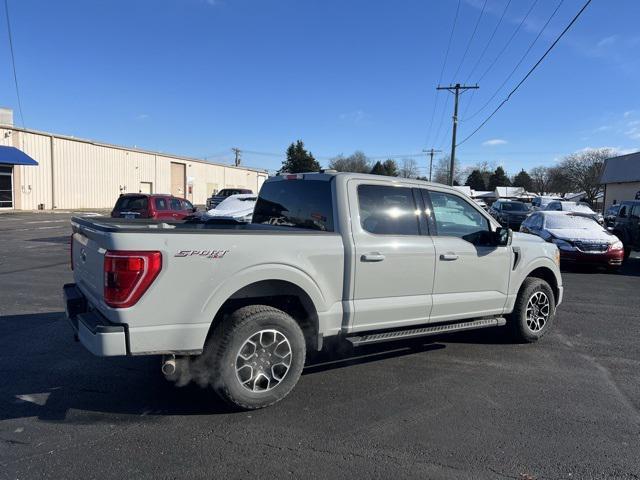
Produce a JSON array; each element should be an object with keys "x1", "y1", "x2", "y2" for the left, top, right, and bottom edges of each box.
[
  {"x1": 432, "y1": 0, "x2": 486, "y2": 153},
  {"x1": 4, "y1": 0, "x2": 24, "y2": 127},
  {"x1": 463, "y1": 0, "x2": 564, "y2": 122},
  {"x1": 425, "y1": 0, "x2": 461, "y2": 147},
  {"x1": 475, "y1": 0, "x2": 539, "y2": 85},
  {"x1": 456, "y1": 0, "x2": 592, "y2": 147},
  {"x1": 463, "y1": 0, "x2": 513, "y2": 84},
  {"x1": 459, "y1": 0, "x2": 513, "y2": 119},
  {"x1": 451, "y1": 0, "x2": 488, "y2": 81}
]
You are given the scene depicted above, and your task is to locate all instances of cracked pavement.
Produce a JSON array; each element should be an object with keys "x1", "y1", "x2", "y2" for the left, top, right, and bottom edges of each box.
[{"x1": 1, "y1": 212, "x2": 639, "y2": 479}]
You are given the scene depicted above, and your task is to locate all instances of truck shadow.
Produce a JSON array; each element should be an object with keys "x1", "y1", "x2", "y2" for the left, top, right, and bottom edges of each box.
[{"x1": 0, "y1": 312, "x2": 449, "y2": 421}]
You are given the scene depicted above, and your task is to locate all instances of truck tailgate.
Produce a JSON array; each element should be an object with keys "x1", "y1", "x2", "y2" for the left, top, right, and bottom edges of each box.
[{"x1": 71, "y1": 227, "x2": 107, "y2": 309}]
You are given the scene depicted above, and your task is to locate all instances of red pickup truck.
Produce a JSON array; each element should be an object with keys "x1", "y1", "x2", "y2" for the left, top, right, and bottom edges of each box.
[{"x1": 111, "y1": 193, "x2": 196, "y2": 220}]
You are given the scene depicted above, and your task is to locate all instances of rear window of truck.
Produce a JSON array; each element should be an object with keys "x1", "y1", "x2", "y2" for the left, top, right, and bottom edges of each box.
[{"x1": 252, "y1": 179, "x2": 334, "y2": 231}]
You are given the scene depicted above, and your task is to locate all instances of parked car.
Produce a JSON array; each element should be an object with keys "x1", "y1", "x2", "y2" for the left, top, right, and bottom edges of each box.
[
  {"x1": 203, "y1": 193, "x2": 257, "y2": 222},
  {"x1": 520, "y1": 211, "x2": 624, "y2": 269},
  {"x1": 489, "y1": 200, "x2": 531, "y2": 229},
  {"x1": 110, "y1": 193, "x2": 196, "y2": 220},
  {"x1": 604, "y1": 204, "x2": 621, "y2": 228},
  {"x1": 531, "y1": 196, "x2": 561, "y2": 211},
  {"x1": 206, "y1": 188, "x2": 253, "y2": 210},
  {"x1": 543, "y1": 200, "x2": 604, "y2": 224},
  {"x1": 66, "y1": 172, "x2": 563, "y2": 409},
  {"x1": 609, "y1": 200, "x2": 640, "y2": 260}
]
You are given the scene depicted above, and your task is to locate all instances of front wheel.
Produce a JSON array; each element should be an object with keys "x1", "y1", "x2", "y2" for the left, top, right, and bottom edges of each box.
[
  {"x1": 508, "y1": 278, "x2": 556, "y2": 343},
  {"x1": 202, "y1": 305, "x2": 306, "y2": 410}
]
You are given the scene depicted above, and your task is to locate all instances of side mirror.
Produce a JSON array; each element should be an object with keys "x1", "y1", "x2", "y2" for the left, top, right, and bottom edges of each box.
[
  {"x1": 192, "y1": 207, "x2": 198, "y2": 213},
  {"x1": 496, "y1": 227, "x2": 513, "y2": 247}
]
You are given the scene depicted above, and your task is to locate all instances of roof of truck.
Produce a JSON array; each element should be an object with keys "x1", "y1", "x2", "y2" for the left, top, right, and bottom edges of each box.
[{"x1": 274, "y1": 171, "x2": 456, "y2": 190}]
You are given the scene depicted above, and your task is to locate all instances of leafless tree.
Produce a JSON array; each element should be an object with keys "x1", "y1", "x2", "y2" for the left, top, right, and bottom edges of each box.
[
  {"x1": 559, "y1": 148, "x2": 613, "y2": 204},
  {"x1": 328, "y1": 151, "x2": 371, "y2": 173},
  {"x1": 529, "y1": 166, "x2": 553, "y2": 195},
  {"x1": 431, "y1": 155, "x2": 465, "y2": 184},
  {"x1": 398, "y1": 158, "x2": 419, "y2": 179}
]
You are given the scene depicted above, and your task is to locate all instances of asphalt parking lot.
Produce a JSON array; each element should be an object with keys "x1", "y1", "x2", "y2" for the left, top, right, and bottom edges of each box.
[{"x1": 1, "y1": 212, "x2": 639, "y2": 480}]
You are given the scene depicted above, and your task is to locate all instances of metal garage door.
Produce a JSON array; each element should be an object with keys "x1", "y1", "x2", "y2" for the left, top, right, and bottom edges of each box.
[
  {"x1": 0, "y1": 165, "x2": 13, "y2": 209},
  {"x1": 170, "y1": 163, "x2": 185, "y2": 198}
]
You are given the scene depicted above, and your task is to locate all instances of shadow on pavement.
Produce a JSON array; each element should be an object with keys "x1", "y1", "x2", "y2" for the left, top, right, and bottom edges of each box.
[
  {"x1": 1, "y1": 312, "x2": 452, "y2": 421},
  {"x1": 561, "y1": 255, "x2": 640, "y2": 277}
]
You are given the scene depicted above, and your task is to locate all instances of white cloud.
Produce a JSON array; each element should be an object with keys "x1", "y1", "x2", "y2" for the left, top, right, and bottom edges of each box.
[
  {"x1": 624, "y1": 110, "x2": 635, "y2": 118},
  {"x1": 135, "y1": 113, "x2": 150, "y2": 121},
  {"x1": 482, "y1": 139, "x2": 507, "y2": 147},
  {"x1": 339, "y1": 109, "x2": 368, "y2": 124},
  {"x1": 597, "y1": 35, "x2": 618, "y2": 48}
]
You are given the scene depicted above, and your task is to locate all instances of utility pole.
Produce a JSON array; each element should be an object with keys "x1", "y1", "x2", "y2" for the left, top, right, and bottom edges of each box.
[
  {"x1": 436, "y1": 83, "x2": 479, "y2": 185},
  {"x1": 422, "y1": 148, "x2": 442, "y2": 182},
  {"x1": 232, "y1": 147, "x2": 241, "y2": 167}
]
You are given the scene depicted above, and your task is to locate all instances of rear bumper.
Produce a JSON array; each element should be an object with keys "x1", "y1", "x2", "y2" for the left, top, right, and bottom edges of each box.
[
  {"x1": 63, "y1": 283, "x2": 128, "y2": 356},
  {"x1": 560, "y1": 249, "x2": 624, "y2": 266}
]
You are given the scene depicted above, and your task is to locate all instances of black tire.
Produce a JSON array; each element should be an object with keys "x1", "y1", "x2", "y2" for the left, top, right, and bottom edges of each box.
[
  {"x1": 202, "y1": 305, "x2": 306, "y2": 410},
  {"x1": 508, "y1": 278, "x2": 556, "y2": 343},
  {"x1": 623, "y1": 247, "x2": 631, "y2": 261}
]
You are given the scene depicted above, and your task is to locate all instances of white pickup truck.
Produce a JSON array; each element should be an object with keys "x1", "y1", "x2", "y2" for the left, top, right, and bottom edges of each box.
[{"x1": 64, "y1": 172, "x2": 563, "y2": 409}]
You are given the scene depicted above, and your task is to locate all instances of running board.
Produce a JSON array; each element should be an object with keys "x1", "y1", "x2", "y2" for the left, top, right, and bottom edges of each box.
[{"x1": 346, "y1": 317, "x2": 507, "y2": 347}]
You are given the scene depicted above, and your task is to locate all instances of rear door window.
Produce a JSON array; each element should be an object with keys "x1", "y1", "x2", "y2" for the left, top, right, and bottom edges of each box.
[
  {"x1": 154, "y1": 198, "x2": 168, "y2": 210},
  {"x1": 170, "y1": 198, "x2": 183, "y2": 210},
  {"x1": 357, "y1": 185, "x2": 420, "y2": 236},
  {"x1": 252, "y1": 179, "x2": 334, "y2": 231}
]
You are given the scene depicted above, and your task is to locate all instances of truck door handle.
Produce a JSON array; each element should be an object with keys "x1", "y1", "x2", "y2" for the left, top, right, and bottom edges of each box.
[
  {"x1": 361, "y1": 253, "x2": 385, "y2": 262},
  {"x1": 440, "y1": 253, "x2": 459, "y2": 261}
]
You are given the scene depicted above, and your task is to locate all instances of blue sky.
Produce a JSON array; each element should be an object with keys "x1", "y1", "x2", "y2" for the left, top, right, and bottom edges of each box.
[{"x1": 1, "y1": 0, "x2": 639, "y2": 175}]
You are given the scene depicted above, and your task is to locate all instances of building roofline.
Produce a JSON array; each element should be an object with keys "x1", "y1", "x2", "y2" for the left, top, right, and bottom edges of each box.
[{"x1": 0, "y1": 123, "x2": 269, "y2": 174}]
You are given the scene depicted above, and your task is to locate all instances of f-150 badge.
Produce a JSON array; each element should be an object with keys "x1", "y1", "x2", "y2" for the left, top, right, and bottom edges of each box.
[{"x1": 174, "y1": 249, "x2": 229, "y2": 259}]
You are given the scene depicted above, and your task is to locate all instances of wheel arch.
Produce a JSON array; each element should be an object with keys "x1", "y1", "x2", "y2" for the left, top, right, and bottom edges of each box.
[
  {"x1": 521, "y1": 266, "x2": 560, "y2": 305},
  {"x1": 202, "y1": 265, "x2": 326, "y2": 351}
]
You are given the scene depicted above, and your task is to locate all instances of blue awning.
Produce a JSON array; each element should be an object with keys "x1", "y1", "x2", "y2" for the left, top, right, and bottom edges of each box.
[{"x1": 0, "y1": 146, "x2": 38, "y2": 166}]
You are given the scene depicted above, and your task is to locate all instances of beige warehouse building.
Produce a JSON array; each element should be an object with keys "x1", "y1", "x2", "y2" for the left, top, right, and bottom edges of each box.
[{"x1": 0, "y1": 111, "x2": 268, "y2": 211}]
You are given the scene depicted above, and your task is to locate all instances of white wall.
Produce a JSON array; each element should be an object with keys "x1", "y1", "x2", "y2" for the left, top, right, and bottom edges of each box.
[{"x1": 2, "y1": 127, "x2": 267, "y2": 210}]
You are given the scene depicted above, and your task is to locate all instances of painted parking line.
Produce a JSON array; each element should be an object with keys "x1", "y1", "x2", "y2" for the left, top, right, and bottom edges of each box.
[{"x1": 25, "y1": 220, "x2": 68, "y2": 224}]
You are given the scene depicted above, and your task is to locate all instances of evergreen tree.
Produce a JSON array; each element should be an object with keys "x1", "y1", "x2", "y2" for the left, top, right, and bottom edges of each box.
[
  {"x1": 370, "y1": 161, "x2": 386, "y2": 175},
  {"x1": 382, "y1": 159, "x2": 398, "y2": 177},
  {"x1": 488, "y1": 166, "x2": 511, "y2": 190},
  {"x1": 280, "y1": 140, "x2": 320, "y2": 173},
  {"x1": 465, "y1": 169, "x2": 486, "y2": 190},
  {"x1": 512, "y1": 169, "x2": 533, "y2": 191}
]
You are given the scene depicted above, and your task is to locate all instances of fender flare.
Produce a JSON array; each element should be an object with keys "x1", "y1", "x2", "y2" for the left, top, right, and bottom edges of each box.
[{"x1": 201, "y1": 263, "x2": 327, "y2": 327}]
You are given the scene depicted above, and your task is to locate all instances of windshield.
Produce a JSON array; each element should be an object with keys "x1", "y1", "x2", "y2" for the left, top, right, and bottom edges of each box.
[
  {"x1": 545, "y1": 214, "x2": 599, "y2": 229},
  {"x1": 501, "y1": 202, "x2": 528, "y2": 212}
]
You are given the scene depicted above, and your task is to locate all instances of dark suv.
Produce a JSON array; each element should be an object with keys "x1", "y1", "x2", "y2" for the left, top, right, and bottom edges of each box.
[
  {"x1": 610, "y1": 200, "x2": 640, "y2": 260},
  {"x1": 206, "y1": 188, "x2": 253, "y2": 210},
  {"x1": 488, "y1": 200, "x2": 530, "y2": 229}
]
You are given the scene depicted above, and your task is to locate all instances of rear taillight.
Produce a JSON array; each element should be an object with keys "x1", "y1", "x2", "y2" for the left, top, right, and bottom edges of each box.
[
  {"x1": 103, "y1": 251, "x2": 162, "y2": 308},
  {"x1": 70, "y1": 234, "x2": 74, "y2": 270}
]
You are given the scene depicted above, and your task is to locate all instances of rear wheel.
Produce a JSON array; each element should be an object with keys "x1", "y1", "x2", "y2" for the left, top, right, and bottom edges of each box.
[
  {"x1": 508, "y1": 278, "x2": 556, "y2": 343},
  {"x1": 202, "y1": 305, "x2": 306, "y2": 410}
]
